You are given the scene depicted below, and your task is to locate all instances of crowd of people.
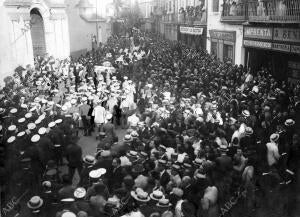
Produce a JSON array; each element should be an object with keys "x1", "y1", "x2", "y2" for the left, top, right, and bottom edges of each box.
[{"x1": 0, "y1": 31, "x2": 299, "y2": 217}]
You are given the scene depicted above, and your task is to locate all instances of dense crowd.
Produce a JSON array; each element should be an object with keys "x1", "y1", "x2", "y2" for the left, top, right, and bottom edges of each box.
[{"x1": 0, "y1": 32, "x2": 299, "y2": 217}]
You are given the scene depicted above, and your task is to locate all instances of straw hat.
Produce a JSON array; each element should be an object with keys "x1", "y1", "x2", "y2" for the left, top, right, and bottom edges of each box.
[
  {"x1": 74, "y1": 187, "x2": 86, "y2": 199},
  {"x1": 150, "y1": 190, "x2": 164, "y2": 201},
  {"x1": 27, "y1": 196, "x2": 43, "y2": 209}
]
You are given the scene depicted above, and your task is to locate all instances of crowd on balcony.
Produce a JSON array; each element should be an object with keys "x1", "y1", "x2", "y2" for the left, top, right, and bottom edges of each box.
[
  {"x1": 0, "y1": 29, "x2": 299, "y2": 217},
  {"x1": 222, "y1": 0, "x2": 300, "y2": 18},
  {"x1": 179, "y1": 2, "x2": 206, "y2": 23}
]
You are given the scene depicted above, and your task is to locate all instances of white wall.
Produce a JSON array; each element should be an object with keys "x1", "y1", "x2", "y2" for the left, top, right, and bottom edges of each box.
[
  {"x1": 206, "y1": 0, "x2": 245, "y2": 65},
  {"x1": 65, "y1": 0, "x2": 112, "y2": 57}
]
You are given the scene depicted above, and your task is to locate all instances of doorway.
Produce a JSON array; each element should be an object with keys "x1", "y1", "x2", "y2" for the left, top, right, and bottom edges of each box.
[{"x1": 30, "y1": 8, "x2": 46, "y2": 57}]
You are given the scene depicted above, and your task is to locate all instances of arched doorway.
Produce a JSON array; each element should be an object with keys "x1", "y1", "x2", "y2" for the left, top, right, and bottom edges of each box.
[{"x1": 30, "y1": 8, "x2": 46, "y2": 57}]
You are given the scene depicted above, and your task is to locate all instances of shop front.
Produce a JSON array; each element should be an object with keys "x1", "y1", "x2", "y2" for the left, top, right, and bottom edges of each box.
[
  {"x1": 243, "y1": 26, "x2": 300, "y2": 81},
  {"x1": 209, "y1": 30, "x2": 236, "y2": 63},
  {"x1": 178, "y1": 25, "x2": 206, "y2": 50}
]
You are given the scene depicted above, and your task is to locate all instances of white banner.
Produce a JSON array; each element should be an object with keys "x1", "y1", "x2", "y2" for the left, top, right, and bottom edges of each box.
[{"x1": 180, "y1": 26, "x2": 203, "y2": 35}]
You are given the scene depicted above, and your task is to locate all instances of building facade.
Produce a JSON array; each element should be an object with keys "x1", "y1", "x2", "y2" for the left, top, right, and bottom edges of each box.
[
  {"x1": 206, "y1": 0, "x2": 246, "y2": 65},
  {"x1": 243, "y1": 0, "x2": 300, "y2": 81},
  {"x1": 206, "y1": 0, "x2": 300, "y2": 81},
  {"x1": 0, "y1": 0, "x2": 70, "y2": 84}
]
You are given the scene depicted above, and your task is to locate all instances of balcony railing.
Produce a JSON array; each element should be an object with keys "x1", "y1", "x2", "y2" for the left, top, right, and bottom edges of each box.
[
  {"x1": 221, "y1": 2, "x2": 248, "y2": 23},
  {"x1": 248, "y1": 0, "x2": 300, "y2": 23}
]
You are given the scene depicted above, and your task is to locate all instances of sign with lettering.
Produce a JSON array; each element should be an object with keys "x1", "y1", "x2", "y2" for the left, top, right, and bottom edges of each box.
[
  {"x1": 244, "y1": 27, "x2": 272, "y2": 40},
  {"x1": 272, "y1": 43, "x2": 290, "y2": 52},
  {"x1": 209, "y1": 30, "x2": 236, "y2": 42},
  {"x1": 274, "y1": 28, "x2": 300, "y2": 43},
  {"x1": 291, "y1": 45, "x2": 300, "y2": 54},
  {"x1": 288, "y1": 61, "x2": 300, "y2": 70},
  {"x1": 180, "y1": 26, "x2": 203, "y2": 35},
  {"x1": 244, "y1": 40, "x2": 272, "y2": 49}
]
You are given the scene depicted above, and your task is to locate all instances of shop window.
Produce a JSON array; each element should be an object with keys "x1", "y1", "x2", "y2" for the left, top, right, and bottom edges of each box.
[
  {"x1": 211, "y1": 41, "x2": 218, "y2": 56},
  {"x1": 224, "y1": 44, "x2": 234, "y2": 63},
  {"x1": 212, "y1": 0, "x2": 219, "y2": 12}
]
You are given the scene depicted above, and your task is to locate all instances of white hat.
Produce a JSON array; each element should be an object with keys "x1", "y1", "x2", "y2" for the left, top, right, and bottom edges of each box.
[
  {"x1": 55, "y1": 119, "x2": 62, "y2": 124},
  {"x1": 17, "y1": 131, "x2": 26, "y2": 137},
  {"x1": 82, "y1": 97, "x2": 87, "y2": 101},
  {"x1": 61, "y1": 105, "x2": 67, "y2": 111},
  {"x1": 21, "y1": 104, "x2": 27, "y2": 109},
  {"x1": 27, "y1": 123, "x2": 36, "y2": 130},
  {"x1": 89, "y1": 170, "x2": 102, "y2": 179},
  {"x1": 41, "y1": 99, "x2": 48, "y2": 104},
  {"x1": 35, "y1": 119, "x2": 42, "y2": 125},
  {"x1": 74, "y1": 187, "x2": 86, "y2": 199},
  {"x1": 25, "y1": 113, "x2": 32, "y2": 119},
  {"x1": 71, "y1": 99, "x2": 77, "y2": 104},
  {"x1": 61, "y1": 212, "x2": 76, "y2": 217},
  {"x1": 7, "y1": 136, "x2": 16, "y2": 143},
  {"x1": 106, "y1": 113, "x2": 113, "y2": 120},
  {"x1": 38, "y1": 127, "x2": 47, "y2": 135},
  {"x1": 31, "y1": 134, "x2": 40, "y2": 143},
  {"x1": 48, "y1": 122, "x2": 56, "y2": 128},
  {"x1": 10, "y1": 108, "x2": 17, "y2": 114},
  {"x1": 18, "y1": 118, "x2": 26, "y2": 123},
  {"x1": 8, "y1": 125, "x2": 17, "y2": 131},
  {"x1": 124, "y1": 76, "x2": 128, "y2": 80}
]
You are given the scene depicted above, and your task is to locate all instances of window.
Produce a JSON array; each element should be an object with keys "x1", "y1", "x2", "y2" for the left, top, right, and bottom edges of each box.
[
  {"x1": 224, "y1": 44, "x2": 234, "y2": 63},
  {"x1": 211, "y1": 41, "x2": 218, "y2": 56},
  {"x1": 212, "y1": 0, "x2": 219, "y2": 12}
]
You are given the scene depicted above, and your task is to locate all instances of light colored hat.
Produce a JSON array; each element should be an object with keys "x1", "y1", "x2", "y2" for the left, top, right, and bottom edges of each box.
[
  {"x1": 150, "y1": 190, "x2": 164, "y2": 201},
  {"x1": 55, "y1": 119, "x2": 62, "y2": 124},
  {"x1": 7, "y1": 136, "x2": 16, "y2": 143},
  {"x1": 270, "y1": 133, "x2": 279, "y2": 143},
  {"x1": 74, "y1": 187, "x2": 86, "y2": 199},
  {"x1": 31, "y1": 134, "x2": 40, "y2": 143},
  {"x1": 20, "y1": 104, "x2": 27, "y2": 109},
  {"x1": 131, "y1": 189, "x2": 150, "y2": 202},
  {"x1": 35, "y1": 119, "x2": 42, "y2": 125},
  {"x1": 71, "y1": 99, "x2": 77, "y2": 104},
  {"x1": 18, "y1": 118, "x2": 26, "y2": 123},
  {"x1": 17, "y1": 131, "x2": 26, "y2": 137},
  {"x1": 89, "y1": 169, "x2": 102, "y2": 179},
  {"x1": 156, "y1": 198, "x2": 172, "y2": 208},
  {"x1": 38, "y1": 127, "x2": 47, "y2": 135},
  {"x1": 242, "y1": 110, "x2": 250, "y2": 117},
  {"x1": 61, "y1": 211, "x2": 76, "y2": 217},
  {"x1": 10, "y1": 108, "x2": 17, "y2": 114},
  {"x1": 8, "y1": 125, "x2": 17, "y2": 131},
  {"x1": 25, "y1": 113, "x2": 32, "y2": 119},
  {"x1": 27, "y1": 123, "x2": 36, "y2": 130},
  {"x1": 83, "y1": 155, "x2": 96, "y2": 165},
  {"x1": 61, "y1": 105, "x2": 67, "y2": 111},
  {"x1": 48, "y1": 122, "x2": 56, "y2": 128},
  {"x1": 106, "y1": 113, "x2": 113, "y2": 120},
  {"x1": 285, "y1": 119, "x2": 295, "y2": 127},
  {"x1": 27, "y1": 196, "x2": 43, "y2": 209}
]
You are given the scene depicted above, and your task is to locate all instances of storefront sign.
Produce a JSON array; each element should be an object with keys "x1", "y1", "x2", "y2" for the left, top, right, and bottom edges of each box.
[
  {"x1": 274, "y1": 28, "x2": 300, "y2": 43},
  {"x1": 180, "y1": 26, "x2": 203, "y2": 35},
  {"x1": 244, "y1": 40, "x2": 272, "y2": 49},
  {"x1": 291, "y1": 45, "x2": 300, "y2": 54},
  {"x1": 209, "y1": 30, "x2": 236, "y2": 42},
  {"x1": 244, "y1": 27, "x2": 272, "y2": 40},
  {"x1": 272, "y1": 43, "x2": 290, "y2": 52}
]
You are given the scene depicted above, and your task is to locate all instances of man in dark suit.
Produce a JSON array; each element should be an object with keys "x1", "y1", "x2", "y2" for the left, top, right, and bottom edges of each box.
[
  {"x1": 157, "y1": 159, "x2": 170, "y2": 188},
  {"x1": 66, "y1": 141, "x2": 83, "y2": 181},
  {"x1": 103, "y1": 114, "x2": 117, "y2": 142},
  {"x1": 110, "y1": 158, "x2": 124, "y2": 190}
]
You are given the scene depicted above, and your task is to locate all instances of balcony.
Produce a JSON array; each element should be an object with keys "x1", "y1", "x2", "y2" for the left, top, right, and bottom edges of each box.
[
  {"x1": 221, "y1": 2, "x2": 248, "y2": 23},
  {"x1": 248, "y1": 0, "x2": 300, "y2": 23},
  {"x1": 177, "y1": 6, "x2": 207, "y2": 25}
]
